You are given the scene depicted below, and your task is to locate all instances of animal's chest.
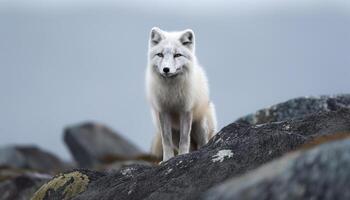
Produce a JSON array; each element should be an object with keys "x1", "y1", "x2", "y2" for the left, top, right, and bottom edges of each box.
[{"x1": 156, "y1": 81, "x2": 191, "y2": 111}]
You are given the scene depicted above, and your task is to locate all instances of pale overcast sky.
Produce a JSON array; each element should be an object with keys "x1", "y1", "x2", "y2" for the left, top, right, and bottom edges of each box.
[
  {"x1": 0, "y1": 0, "x2": 349, "y2": 160},
  {"x1": 2, "y1": 0, "x2": 350, "y2": 12}
]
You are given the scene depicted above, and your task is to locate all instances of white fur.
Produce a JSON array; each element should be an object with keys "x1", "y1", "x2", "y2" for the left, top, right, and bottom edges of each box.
[{"x1": 146, "y1": 27, "x2": 217, "y2": 161}]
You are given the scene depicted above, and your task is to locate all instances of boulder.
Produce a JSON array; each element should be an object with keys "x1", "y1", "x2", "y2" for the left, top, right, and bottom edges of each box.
[
  {"x1": 204, "y1": 137, "x2": 350, "y2": 200},
  {"x1": 0, "y1": 145, "x2": 68, "y2": 174},
  {"x1": 64, "y1": 122, "x2": 143, "y2": 168},
  {"x1": 70, "y1": 108, "x2": 350, "y2": 200},
  {"x1": 236, "y1": 94, "x2": 350, "y2": 125},
  {"x1": 0, "y1": 172, "x2": 51, "y2": 200},
  {"x1": 31, "y1": 169, "x2": 106, "y2": 200}
]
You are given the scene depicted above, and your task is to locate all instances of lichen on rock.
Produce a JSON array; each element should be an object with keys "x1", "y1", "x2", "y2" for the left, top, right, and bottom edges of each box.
[
  {"x1": 31, "y1": 169, "x2": 106, "y2": 200},
  {"x1": 236, "y1": 94, "x2": 350, "y2": 125},
  {"x1": 212, "y1": 150, "x2": 233, "y2": 163}
]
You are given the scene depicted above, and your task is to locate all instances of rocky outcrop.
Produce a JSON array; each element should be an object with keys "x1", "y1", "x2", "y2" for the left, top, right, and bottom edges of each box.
[
  {"x1": 204, "y1": 137, "x2": 350, "y2": 200},
  {"x1": 0, "y1": 146, "x2": 68, "y2": 174},
  {"x1": 64, "y1": 122, "x2": 143, "y2": 168},
  {"x1": 236, "y1": 94, "x2": 350, "y2": 125},
  {"x1": 0, "y1": 172, "x2": 51, "y2": 200},
  {"x1": 2, "y1": 94, "x2": 349, "y2": 200},
  {"x1": 66, "y1": 108, "x2": 350, "y2": 200},
  {"x1": 31, "y1": 169, "x2": 106, "y2": 200}
]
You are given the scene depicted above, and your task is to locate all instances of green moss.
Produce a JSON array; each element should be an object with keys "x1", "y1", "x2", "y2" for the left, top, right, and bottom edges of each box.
[{"x1": 31, "y1": 171, "x2": 89, "y2": 200}]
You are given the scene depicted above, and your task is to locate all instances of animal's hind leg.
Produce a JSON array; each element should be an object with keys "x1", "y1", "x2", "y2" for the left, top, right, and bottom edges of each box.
[{"x1": 191, "y1": 119, "x2": 209, "y2": 149}]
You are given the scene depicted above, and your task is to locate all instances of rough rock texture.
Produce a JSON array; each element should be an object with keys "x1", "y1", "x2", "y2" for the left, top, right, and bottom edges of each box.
[
  {"x1": 69, "y1": 108, "x2": 350, "y2": 200},
  {"x1": 236, "y1": 94, "x2": 350, "y2": 125},
  {"x1": 64, "y1": 122, "x2": 143, "y2": 168},
  {"x1": 204, "y1": 138, "x2": 350, "y2": 200},
  {"x1": 0, "y1": 145, "x2": 68, "y2": 174},
  {"x1": 31, "y1": 169, "x2": 106, "y2": 200},
  {"x1": 0, "y1": 172, "x2": 51, "y2": 200},
  {"x1": 102, "y1": 160, "x2": 155, "y2": 172}
]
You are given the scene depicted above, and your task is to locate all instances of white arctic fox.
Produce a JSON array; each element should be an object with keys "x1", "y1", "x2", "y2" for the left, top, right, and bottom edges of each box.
[{"x1": 146, "y1": 27, "x2": 217, "y2": 161}]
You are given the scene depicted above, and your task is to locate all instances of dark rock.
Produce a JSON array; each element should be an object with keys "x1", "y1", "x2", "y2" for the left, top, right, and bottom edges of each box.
[
  {"x1": 102, "y1": 160, "x2": 155, "y2": 172},
  {"x1": 31, "y1": 169, "x2": 106, "y2": 200},
  {"x1": 0, "y1": 166, "x2": 34, "y2": 183},
  {"x1": 64, "y1": 122, "x2": 143, "y2": 168},
  {"x1": 0, "y1": 172, "x2": 51, "y2": 200},
  {"x1": 204, "y1": 137, "x2": 350, "y2": 200},
  {"x1": 0, "y1": 145, "x2": 68, "y2": 174},
  {"x1": 236, "y1": 94, "x2": 350, "y2": 125},
  {"x1": 71, "y1": 108, "x2": 350, "y2": 200}
]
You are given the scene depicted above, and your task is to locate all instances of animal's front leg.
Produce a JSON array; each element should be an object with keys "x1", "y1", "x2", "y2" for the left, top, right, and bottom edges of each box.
[
  {"x1": 158, "y1": 112, "x2": 174, "y2": 161},
  {"x1": 179, "y1": 111, "x2": 193, "y2": 155}
]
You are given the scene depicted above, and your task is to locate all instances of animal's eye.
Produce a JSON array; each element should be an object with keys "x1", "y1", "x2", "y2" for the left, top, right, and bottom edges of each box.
[
  {"x1": 156, "y1": 53, "x2": 164, "y2": 57},
  {"x1": 174, "y1": 53, "x2": 182, "y2": 58}
]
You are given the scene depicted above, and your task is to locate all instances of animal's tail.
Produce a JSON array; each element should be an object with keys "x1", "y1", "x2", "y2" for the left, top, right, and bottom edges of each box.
[{"x1": 150, "y1": 132, "x2": 163, "y2": 159}]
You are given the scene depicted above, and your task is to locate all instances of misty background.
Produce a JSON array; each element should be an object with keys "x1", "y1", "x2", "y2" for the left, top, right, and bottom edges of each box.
[{"x1": 0, "y1": 0, "x2": 349, "y2": 160}]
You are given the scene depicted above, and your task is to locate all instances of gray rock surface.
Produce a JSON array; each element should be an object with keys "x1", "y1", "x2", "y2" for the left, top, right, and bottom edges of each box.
[
  {"x1": 236, "y1": 94, "x2": 350, "y2": 125},
  {"x1": 102, "y1": 160, "x2": 155, "y2": 172},
  {"x1": 64, "y1": 122, "x2": 143, "y2": 168},
  {"x1": 0, "y1": 146, "x2": 68, "y2": 174},
  {"x1": 70, "y1": 108, "x2": 350, "y2": 200},
  {"x1": 0, "y1": 172, "x2": 51, "y2": 200},
  {"x1": 204, "y1": 138, "x2": 350, "y2": 200}
]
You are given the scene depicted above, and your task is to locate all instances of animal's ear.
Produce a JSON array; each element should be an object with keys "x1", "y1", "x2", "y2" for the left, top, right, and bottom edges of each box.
[
  {"x1": 150, "y1": 27, "x2": 164, "y2": 46},
  {"x1": 179, "y1": 29, "x2": 195, "y2": 50}
]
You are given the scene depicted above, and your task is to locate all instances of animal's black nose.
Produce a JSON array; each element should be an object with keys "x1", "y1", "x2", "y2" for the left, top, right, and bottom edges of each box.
[{"x1": 163, "y1": 68, "x2": 170, "y2": 73}]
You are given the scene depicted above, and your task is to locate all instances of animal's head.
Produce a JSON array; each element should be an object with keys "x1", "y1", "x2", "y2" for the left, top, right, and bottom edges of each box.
[{"x1": 148, "y1": 27, "x2": 196, "y2": 78}]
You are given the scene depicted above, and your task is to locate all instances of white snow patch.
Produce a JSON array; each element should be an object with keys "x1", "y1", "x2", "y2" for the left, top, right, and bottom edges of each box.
[
  {"x1": 121, "y1": 168, "x2": 133, "y2": 176},
  {"x1": 283, "y1": 124, "x2": 291, "y2": 130},
  {"x1": 212, "y1": 150, "x2": 234, "y2": 163},
  {"x1": 176, "y1": 160, "x2": 183, "y2": 166},
  {"x1": 254, "y1": 124, "x2": 264, "y2": 128},
  {"x1": 165, "y1": 168, "x2": 173, "y2": 175},
  {"x1": 215, "y1": 138, "x2": 223, "y2": 144},
  {"x1": 30, "y1": 173, "x2": 52, "y2": 179}
]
